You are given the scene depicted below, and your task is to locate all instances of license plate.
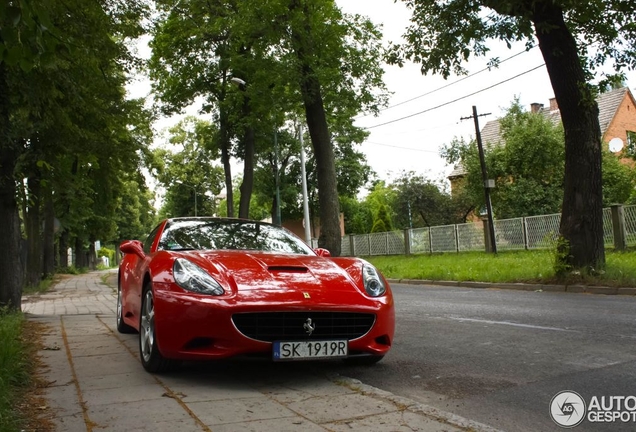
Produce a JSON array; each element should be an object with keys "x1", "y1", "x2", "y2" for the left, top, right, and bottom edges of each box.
[{"x1": 273, "y1": 340, "x2": 348, "y2": 361}]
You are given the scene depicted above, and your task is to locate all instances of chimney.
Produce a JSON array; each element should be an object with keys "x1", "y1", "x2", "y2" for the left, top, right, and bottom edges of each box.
[
  {"x1": 549, "y1": 97, "x2": 559, "y2": 111},
  {"x1": 530, "y1": 103, "x2": 544, "y2": 113}
]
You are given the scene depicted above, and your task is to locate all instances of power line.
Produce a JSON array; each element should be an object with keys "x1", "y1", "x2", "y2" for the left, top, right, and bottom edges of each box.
[
  {"x1": 369, "y1": 120, "x2": 462, "y2": 137},
  {"x1": 364, "y1": 64, "x2": 546, "y2": 130},
  {"x1": 364, "y1": 141, "x2": 441, "y2": 153},
  {"x1": 359, "y1": 47, "x2": 536, "y2": 117}
]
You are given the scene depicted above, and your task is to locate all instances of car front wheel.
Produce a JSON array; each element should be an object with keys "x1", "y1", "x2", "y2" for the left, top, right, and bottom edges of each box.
[{"x1": 139, "y1": 283, "x2": 177, "y2": 373}]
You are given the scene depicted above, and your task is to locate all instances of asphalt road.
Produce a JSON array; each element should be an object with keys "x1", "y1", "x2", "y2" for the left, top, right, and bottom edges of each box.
[{"x1": 325, "y1": 284, "x2": 636, "y2": 432}]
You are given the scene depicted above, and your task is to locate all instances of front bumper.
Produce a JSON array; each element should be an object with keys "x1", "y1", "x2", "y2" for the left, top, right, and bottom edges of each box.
[{"x1": 152, "y1": 282, "x2": 395, "y2": 361}]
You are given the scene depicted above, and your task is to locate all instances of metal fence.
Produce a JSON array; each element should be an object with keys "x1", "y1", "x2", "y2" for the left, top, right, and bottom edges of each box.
[{"x1": 335, "y1": 204, "x2": 636, "y2": 256}]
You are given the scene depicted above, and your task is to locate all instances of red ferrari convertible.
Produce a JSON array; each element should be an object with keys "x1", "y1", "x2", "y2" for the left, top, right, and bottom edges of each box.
[{"x1": 117, "y1": 217, "x2": 395, "y2": 373}]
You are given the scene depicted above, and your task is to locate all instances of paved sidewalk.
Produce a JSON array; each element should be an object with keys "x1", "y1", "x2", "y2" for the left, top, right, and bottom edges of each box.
[{"x1": 23, "y1": 270, "x2": 502, "y2": 432}]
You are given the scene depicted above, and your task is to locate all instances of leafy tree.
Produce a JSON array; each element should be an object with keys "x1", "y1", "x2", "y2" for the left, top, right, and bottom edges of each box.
[
  {"x1": 371, "y1": 204, "x2": 393, "y2": 233},
  {"x1": 392, "y1": 0, "x2": 636, "y2": 272},
  {"x1": 391, "y1": 171, "x2": 463, "y2": 228},
  {"x1": 340, "y1": 196, "x2": 373, "y2": 234},
  {"x1": 602, "y1": 150, "x2": 636, "y2": 206},
  {"x1": 156, "y1": 118, "x2": 225, "y2": 218}
]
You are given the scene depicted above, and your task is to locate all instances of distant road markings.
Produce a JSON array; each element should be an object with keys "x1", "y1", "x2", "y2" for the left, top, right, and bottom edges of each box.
[{"x1": 447, "y1": 317, "x2": 579, "y2": 333}]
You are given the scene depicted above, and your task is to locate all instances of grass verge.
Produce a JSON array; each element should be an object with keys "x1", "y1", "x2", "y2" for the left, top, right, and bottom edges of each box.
[
  {"x1": 0, "y1": 309, "x2": 54, "y2": 432},
  {"x1": 366, "y1": 249, "x2": 636, "y2": 287}
]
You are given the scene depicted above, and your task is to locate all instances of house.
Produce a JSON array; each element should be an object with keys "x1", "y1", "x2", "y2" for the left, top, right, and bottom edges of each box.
[{"x1": 448, "y1": 86, "x2": 636, "y2": 193}]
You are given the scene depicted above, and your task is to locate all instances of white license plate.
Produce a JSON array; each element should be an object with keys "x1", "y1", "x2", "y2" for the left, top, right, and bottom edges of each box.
[{"x1": 273, "y1": 340, "x2": 348, "y2": 361}]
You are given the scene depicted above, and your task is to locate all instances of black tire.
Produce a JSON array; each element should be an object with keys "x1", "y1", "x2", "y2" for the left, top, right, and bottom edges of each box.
[
  {"x1": 116, "y1": 284, "x2": 136, "y2": 334},
  {"x1": 343, "y1": 355, "x2": 385, "y2": 366},
  {"x1": 139, "y1": 282, "x2": 178, "y2": 373}
]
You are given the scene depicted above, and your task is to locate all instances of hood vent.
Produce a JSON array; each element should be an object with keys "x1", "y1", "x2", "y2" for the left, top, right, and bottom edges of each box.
[{"x1": 267, "y1": 266, "x2": 308, "y2": 273}]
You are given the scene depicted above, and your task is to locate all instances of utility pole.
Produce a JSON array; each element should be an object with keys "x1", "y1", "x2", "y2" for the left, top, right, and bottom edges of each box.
[{"x1": 461, "y1": 106, "x2": 497, "y2": 254}]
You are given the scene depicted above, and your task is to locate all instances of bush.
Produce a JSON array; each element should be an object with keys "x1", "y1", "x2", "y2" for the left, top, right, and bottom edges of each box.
[{"x1": 98, "y1": 246, "x2": 115, "y2": 264}]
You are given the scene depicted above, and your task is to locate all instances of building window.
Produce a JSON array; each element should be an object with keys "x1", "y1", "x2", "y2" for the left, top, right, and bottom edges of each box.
[{"x1": 627, "y1": 131, "x2": 636, "y2": 157}]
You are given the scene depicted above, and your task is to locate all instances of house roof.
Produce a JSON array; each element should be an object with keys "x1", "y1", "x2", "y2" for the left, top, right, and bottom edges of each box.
[{"x1": 448, "y1": 87, "x2": 633, "y2": 179}]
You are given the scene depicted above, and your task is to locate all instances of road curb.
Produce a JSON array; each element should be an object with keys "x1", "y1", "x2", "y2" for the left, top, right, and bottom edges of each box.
[
  {"x1": 386, "y1": 278, "x2": 635, "y2": 296},
  {"x1": 331, "y1": 374, "x2": 506, "y2": 432}
]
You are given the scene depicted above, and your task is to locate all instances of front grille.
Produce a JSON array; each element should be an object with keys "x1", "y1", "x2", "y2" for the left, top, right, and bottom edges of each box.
[{"x1": 232, "y1": 312, "x2": 376, "y2": 342}]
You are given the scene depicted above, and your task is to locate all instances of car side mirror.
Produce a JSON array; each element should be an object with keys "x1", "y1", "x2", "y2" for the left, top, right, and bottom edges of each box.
[
  {"x1": 314, "y1": 248, "x2": 331, "y2": 257},
  {"x1": 120, "y1": 240, "x2": 145, "y2": 259}
]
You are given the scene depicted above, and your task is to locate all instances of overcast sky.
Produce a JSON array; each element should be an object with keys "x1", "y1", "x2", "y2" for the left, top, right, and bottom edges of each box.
[{"x1": 129, "y1": 0, "x2": 636, "y2": 198}]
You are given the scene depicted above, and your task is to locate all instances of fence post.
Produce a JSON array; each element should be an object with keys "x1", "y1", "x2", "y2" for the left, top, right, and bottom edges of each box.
[
  {"x1": 368, "y1": 234, "x2": 372, "y2": 255},
  {"x1": 611, "y1": 204, "x2": 627, "y2": 251},
  {"x1": 523, "y1": 217, "x2": 529, "y2": 250},
  {"x1": 454, "y1": 224, "x2": 459, "y2": 253},
  {"x1": 385, "y1": 232, "x2": 389, "y2": 255},
  {"x1": 482, "y1": 217, "x2": 494, "y2": 253},
  {"x1": 348, "y1": 234, "x2": 356, "y2": 256},
  {"x1": 404, "y1": 229, "x2": 411, "y2": 255},
  {"x1": 428, "y1": 227, "x2": 433, "y2": 254}
]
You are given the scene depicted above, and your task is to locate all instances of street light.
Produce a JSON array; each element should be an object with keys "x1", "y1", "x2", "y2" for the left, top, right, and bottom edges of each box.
[
  {"x1": 230, "y1": 76, "x2": 282, "y2": 226},
  {"x1": 299, "y1": 124, "x2": 311, "y2": 243},
  {"x1": 175, "y1": 180, "x2": 197, "y2": 216}
]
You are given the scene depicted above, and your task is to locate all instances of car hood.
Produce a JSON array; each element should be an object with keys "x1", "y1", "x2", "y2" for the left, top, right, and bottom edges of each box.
[{"x1": 189, "y1": 250, "x2": 359, "y2": 294}]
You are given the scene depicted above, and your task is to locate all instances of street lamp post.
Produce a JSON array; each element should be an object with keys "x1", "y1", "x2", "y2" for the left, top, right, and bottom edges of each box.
[{"x1": 299, "y1": 124, "x2": 311, "y2": 243}]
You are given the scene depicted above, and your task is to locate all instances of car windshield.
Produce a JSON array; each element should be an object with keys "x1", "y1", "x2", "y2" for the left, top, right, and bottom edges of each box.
[{"x1": 157, "y1": 219, "x2": 314, "y2": 255}]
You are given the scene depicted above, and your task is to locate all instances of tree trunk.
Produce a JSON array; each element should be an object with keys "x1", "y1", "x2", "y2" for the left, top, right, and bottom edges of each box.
[
  {"x1": 0, "y1": 62, "x2": 23, "y2": 309},
  {"x1": 88, "y1": 240, "x2": 97, "y2": 270},
  {"x1": 219, "y1": 106, "x2": 234, "y2": 217},
  {"x1": 25, "y1": 176, "x2": 43, "y2": 288},
  {"x1": 43, "y1": 185, "x2": 56, "y2": 276},
  {"x1": 59, "y1": 230, "x2": 69, "y2": 269},
  {"x1": 532, "y1": 3, "x2": 605, "y2": 271},
  {"x1": 291, "y1": 1, "x2": 342, "y2": 256},
  {"x1": 239, "y1": 109, "x2": 255, "y2": 218},
  {"x1": 75, "y1": 237, "x2": 87, "y2": 268}
]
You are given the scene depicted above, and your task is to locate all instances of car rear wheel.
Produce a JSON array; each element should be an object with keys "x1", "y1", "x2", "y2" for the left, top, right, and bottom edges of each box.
[
  {"x1": 116, "y1": 285, "x2": 136, "y2": 334},
  {"x1": 139, "y1": 283, "x2": 177, "y2": 373}
]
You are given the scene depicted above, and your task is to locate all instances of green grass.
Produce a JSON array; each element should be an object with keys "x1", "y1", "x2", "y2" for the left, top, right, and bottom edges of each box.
[
  {"x1": 22, "y1": 276, "x2": 55, "y2": 296},
  {"x1": 0, "y1": 309, "x2": 31, "y2": 432},
  {"x1": 366, "y1": 249, "x2": 636, "y2": 287}
]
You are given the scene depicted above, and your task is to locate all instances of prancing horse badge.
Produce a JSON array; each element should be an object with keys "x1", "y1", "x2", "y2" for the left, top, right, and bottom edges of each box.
[{"x1": 303, "y1": 292, "x2": 311, "y2": 299}]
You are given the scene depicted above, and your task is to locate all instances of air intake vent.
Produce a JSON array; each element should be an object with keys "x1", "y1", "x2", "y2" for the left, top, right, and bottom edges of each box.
[
  {"x1": 232, "y1": 312, "x2": 376, "y2": 342},
  {"x1": 267, "y1": 266, "x2": 308, "y2": 273}
]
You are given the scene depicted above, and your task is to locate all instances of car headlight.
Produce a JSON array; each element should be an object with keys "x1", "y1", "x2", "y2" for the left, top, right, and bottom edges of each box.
[
  {"x1": 173, "y1": 258, "x2": 224, "y2": 295},
  {"x1": 362, "y1": 263, "x2": 386, "y2": 297}
]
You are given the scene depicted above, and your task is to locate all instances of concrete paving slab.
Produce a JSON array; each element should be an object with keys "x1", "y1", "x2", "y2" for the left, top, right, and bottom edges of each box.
[
  {"x1": 87, "y1": 398, "x2": 195, "y2": 430},
  {"x1": 42, "y1": 382, "x2": 83, "y2": 418},
  {"x1": 82, "y1": 383, "x2": 167, "y2": 406},
  {"x1": 211, "y1": 417, "x2": 329, "y2": 432},
  {"x1": 285, "y1": 392, "x2": 400, "y2": 424},
  {"x1": 67, "y1": 338, "x2": 126, "y2": 357},
  {"x1": 324, "y1": 410, "x2": 463, "y2": 432},
  {"x1": 158, "y1": 375, "x2": 265, "y2": 402},
  {"x1": 79, "y1": 371, "x2": 157, "y2": 391},
  {"x1": 187, "y1": 396, "x2": 298, "y2": 425},
  {"x1": 71, "y1": 352, "x2": 143, "y2": 377},
  {"x1": 51, "y1": 413, "x2": 87, "y2": 432},
  {"x1": 262, "y1": 382, "x2": 355, "y2": 404}
]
